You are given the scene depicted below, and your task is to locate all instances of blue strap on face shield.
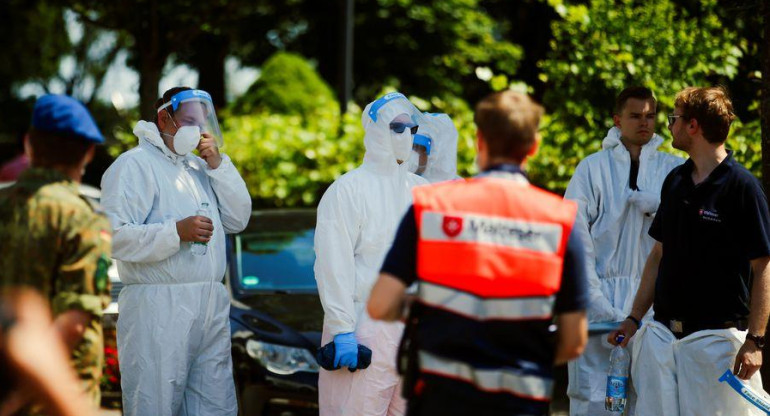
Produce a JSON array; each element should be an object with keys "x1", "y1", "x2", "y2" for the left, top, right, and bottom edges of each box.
[
  {"x1": 413, "y1": 134, "x2": 432, "y2": 155},
  {"x1": 169, "y1": 89, "x2": 213, "y2": 111},
  {"x1": 368, "y1": 92, "x2": 407, "y2": 122}
]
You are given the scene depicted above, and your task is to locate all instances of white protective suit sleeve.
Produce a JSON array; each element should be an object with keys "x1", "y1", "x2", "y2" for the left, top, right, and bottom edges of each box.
[
  {"x1": 101, "y1": 156, "x2": 182, "y2": 263},
  {"x1": 565, "y1": 160, "x2": 625, "y2": 323},
  {"x1": 314, "y1": 183, "x2": 360, "y2": 335},
  {"x1": 204, "y1": 154, "x2": 252, "y2": 234}
]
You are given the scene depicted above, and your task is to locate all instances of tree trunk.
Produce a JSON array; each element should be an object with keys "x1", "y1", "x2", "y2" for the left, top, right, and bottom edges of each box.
[
  {"x1": 193, "y1": 34, "x2": 228, "y2": 110},
  {"x1": 138, "y1": 56, "x2": 164, "y2": 120},
  {"x1": 136, "y1": 0, "x2": 166, "y2": 120}
]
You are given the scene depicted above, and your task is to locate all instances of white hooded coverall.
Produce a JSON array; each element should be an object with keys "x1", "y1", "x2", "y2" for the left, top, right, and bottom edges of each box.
[
  {"x1": 564, "y1": 127, "x2": 682, "y2": 416},
  {"x1": 415, "y1": 112, "x2": 461, "y2": 184},
  {"x1": 315, "y1": 94, "x2": 428, "y2": 416},
  {"x1": 100, "y1": 121, "x2": 252, "y2": 416}
]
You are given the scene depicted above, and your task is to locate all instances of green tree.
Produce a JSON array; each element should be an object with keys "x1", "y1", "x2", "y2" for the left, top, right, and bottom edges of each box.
[
  {"x1": 0, "y1": 0, "x2": 69, "y2": 150},
  {"x1": 532, "y1": 0, "x2": 744, "y2": 192}
]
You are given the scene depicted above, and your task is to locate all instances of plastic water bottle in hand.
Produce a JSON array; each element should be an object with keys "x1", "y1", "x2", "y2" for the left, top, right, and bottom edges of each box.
[
  {"x1": 191, "y1": 202, "x2": 210, "y2": 256},
  {"x1": 605, "y1": 334, "x2": 630, "y2": 412}
]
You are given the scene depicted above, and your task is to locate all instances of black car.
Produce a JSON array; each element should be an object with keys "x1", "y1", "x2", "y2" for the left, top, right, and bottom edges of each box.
[{"x1": 227, "y1": 209, "x2": 323, "y2": 416}]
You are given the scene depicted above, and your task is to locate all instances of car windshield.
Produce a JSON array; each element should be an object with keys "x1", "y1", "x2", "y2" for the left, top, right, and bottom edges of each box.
[{"x1": 233, "y1": 211, "x2": 317, "y2": 292}]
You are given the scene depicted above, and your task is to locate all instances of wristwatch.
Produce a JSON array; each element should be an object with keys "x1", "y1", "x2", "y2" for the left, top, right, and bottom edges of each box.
[{"x1": 746, "y1": 333, "x2": 766, "y2": 348}]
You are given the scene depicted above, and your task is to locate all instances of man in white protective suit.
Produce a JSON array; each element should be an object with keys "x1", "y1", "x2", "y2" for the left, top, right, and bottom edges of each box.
[
  {"x1": 314, "y1": 91, "x2": 428, "y2": 416},
  {"x1": 407, "y1": 112, "x2": 461, "y2": 183},
  {"x1": 609, "y1": 86, "x2": 770, "y2": 416},
  {"x1": 564, "y1": 86, "x2": 682, "y2": 416},
  {"x1": 100, "y1": 87, "x2": 251, "y2": 416}
]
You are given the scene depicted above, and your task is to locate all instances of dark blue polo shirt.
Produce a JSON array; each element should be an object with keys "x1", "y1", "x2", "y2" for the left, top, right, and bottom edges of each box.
[{"x1": 649, "y1": 151, "x2": 770, "y2": 322}]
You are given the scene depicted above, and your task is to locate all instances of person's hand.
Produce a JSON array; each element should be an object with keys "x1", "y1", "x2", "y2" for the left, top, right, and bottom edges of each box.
[
  {"x1": 607, "y1": 318, "x2": 638, "y2": 347},
  {"x1": 733, "y1": 339, "x2": 763, "y2": 380},
  {"x1": 197, "y1": 133, "x2": 221, "y2": 169},
  {"x1": 0, "y1": 290, "x2": 97, "y2": 416},
  {"x1": 333, "y1": 332, "x2": 358, "y2": 370},
  {"x1": 176, "y1": 215, "x2": 214, "y2": 242},
  {"x1": 2, "y1": 290, "x2": 70, "y2": 392}
]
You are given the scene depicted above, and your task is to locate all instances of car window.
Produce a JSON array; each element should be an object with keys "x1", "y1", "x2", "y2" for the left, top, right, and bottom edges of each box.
[{"x1": 235, "y1": 214, "x2": 317, "y2": 292}]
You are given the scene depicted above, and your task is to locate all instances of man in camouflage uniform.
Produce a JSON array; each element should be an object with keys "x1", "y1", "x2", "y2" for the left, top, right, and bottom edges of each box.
[{"x1": 0, "y1": 94, "x2": 111, "y2": 414}]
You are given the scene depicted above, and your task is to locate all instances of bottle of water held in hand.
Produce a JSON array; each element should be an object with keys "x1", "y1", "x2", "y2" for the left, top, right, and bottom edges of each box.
[
  {"x1": 605, "y1": 334, "x2": 630, "y2": 412},
  {"x1": 191, "y1": 202, "x2": 210, "y2": 256}
]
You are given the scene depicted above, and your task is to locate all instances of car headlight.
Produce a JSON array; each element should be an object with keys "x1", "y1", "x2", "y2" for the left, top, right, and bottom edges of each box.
[{"x1": 246, "y1": 339, "x2": 320, "y2": 375}]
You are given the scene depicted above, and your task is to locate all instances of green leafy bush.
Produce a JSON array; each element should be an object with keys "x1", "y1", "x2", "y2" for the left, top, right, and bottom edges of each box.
[{"x1": 231, "y1": 52, "x2": 339, "y2": 123}]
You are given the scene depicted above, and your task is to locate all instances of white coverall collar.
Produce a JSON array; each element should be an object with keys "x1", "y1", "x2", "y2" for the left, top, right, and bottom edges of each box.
[
  {"x1": 133, "y1": 120, "x2": 189, "y2": 165},
  {"x1": 601, "y1": 126, "x2": 665, "y2": 161}
]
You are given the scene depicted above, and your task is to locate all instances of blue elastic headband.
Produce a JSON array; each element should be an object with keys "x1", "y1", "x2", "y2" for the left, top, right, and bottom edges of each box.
[
  {"x1": 413, "y1": 134, "x2": 432, "y2": 155},
  {"x1": 368, "y1": 92, "x2": 407, "y2": 122},
  {"x1": 169, "y1": 89, "x2": 213, "y2": 111}
]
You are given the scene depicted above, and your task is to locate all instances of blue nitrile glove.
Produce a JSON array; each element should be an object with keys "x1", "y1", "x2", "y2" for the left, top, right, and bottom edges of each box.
[
  {"x1": 333, "y1": 332, "x2": 358, "y2": 370},
  {"x1": 316, "y1": 342, "x2": 373, "y2": 372}
]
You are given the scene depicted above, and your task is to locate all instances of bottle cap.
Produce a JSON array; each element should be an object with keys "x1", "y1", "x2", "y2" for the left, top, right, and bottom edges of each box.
[{"x1": 615, "y1": 334, "x2": 625, "y2": 344}]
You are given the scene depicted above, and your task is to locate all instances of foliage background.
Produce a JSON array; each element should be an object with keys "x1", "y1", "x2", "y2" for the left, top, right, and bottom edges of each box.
[{"x1": 0, "y1": 0, "x2": 765, "y2": 206}]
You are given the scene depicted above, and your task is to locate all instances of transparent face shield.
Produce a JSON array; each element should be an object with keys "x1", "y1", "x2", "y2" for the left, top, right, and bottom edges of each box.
[{"x1": 157, "y1": 89, "x2": 224, "y2": 148}]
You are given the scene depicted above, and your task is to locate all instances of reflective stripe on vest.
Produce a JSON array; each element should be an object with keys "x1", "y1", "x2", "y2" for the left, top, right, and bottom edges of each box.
[
  {"x1": 419, "y1": 350, "x2": 553, "y2": 401},
  {"x1": 418, "y1": 281, "x2": 555, "y2": 321}
]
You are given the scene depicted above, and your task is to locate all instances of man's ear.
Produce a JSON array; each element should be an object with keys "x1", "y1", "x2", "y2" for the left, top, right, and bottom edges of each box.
[
  {"x1": 687, "y1": 118, "x2": 699, "y2": 136},
  {"x1": 83, "y1": 144, "x2": 96, "y2": 165},
  {"x1": 476, "y1": 129, "x2": 486, "y2": 153},
  {"x1": 158, "y1": 110, "x2": 170, "y2": 131},
  {"x1": 527, "y1": 133, "x2": 541, "y2": 157},
  {"x1": 613, "y1": 114, "x2": 622, "y2": 129},
  {"x1": 23, "y1": 133, "x2": 33, "y2": 161}
]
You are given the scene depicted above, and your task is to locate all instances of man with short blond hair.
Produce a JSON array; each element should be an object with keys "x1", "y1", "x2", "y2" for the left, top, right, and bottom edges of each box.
[{"x1": 610, "y1": 86, "x2": 770, "y2": 416}]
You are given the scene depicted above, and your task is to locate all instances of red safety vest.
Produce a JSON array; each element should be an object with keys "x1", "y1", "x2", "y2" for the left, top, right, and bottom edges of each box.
[{"x1": 410, "y1": 175, "x2": 577, "y2": 400}]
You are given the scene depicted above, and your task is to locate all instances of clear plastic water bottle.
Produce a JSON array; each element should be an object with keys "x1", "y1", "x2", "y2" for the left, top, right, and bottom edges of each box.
[
  {"x1": 605, "y1": 334, "x2": 630, "y2": 412},
  {"x1": 191, "y1": 202, "x2": 210, "y2": 256}
]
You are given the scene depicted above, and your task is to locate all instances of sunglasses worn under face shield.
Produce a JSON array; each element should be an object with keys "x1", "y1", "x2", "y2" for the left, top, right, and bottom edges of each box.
[
  {"x1": 667, "y1": 114, "x2": 683, "y2": 126},
  {"x1": 390, "y1": 122, "x2": 419, "y2": 135}
]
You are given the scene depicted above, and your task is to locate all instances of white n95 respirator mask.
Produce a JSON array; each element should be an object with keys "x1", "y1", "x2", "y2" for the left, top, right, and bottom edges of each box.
[
  {"x1": 171, "y1": 125, "x2": 201, "y2": 156},
  {"x1": 390, "y1": 129, "x2": 413, "y2": 163}
]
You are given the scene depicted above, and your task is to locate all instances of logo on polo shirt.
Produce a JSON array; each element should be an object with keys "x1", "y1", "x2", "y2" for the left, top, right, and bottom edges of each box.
[{"x1": 698, "y1": 208, "x2": 722, "y2": 223}]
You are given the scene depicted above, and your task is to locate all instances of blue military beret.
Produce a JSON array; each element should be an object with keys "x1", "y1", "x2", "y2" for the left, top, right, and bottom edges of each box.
[{"x1": 32, "y1": 94, "x2": 104, "y2": 144}]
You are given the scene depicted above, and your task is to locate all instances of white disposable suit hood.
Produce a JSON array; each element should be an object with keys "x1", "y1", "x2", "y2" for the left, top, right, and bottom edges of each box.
[{"x1": 415, "y1": 112, "x2": 460, "y2": 183}]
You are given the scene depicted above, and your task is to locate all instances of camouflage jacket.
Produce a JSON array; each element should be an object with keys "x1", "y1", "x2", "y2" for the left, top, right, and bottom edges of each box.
[{"x1": 0, "y1": 168, "x2": 112, "y2": 412}]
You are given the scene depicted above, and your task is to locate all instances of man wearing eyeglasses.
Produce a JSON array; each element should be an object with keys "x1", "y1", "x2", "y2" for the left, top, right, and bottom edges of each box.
[
  {"x1": 564, "y1": 86, "x2": 683, "y2": 416},
  {"x1": 314, "y1": 92, "x2": 428, "y2": 416},
  {"x1": 609, "y1": 86, "x2": 770, "y2": 416}
]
